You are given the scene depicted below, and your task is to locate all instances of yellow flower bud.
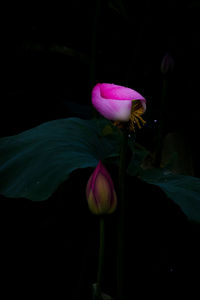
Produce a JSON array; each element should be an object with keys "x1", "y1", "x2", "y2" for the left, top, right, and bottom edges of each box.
[{"x1": 86, "y1": 161, "x2": 117, "y2": 215}]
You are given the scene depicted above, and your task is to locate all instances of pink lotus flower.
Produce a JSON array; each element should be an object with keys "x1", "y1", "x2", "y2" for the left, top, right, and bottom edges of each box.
[
  {"x1": 86, "y1": 161, "x2": 117, "y2": 215},
  {"x1": 92, "y1": 83, "x2": 146, "y2": 131}
]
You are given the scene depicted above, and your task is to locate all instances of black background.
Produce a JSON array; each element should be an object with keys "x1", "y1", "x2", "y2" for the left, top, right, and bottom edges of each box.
[{"x1": 1, "y1": 1, "x2": 200, "y2": 298}]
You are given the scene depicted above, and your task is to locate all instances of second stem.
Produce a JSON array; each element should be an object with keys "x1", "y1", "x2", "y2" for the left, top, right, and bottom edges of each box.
[{"x1": 117, "y1": 130, "x2": 128, "y2": 300}]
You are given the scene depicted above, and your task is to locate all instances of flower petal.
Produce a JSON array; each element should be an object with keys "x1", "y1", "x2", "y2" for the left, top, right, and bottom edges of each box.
[
  {"x1": 92, "y1": 84, "x2": 132, "y2": 121},
  {"x1": 100, "y1": 83, "x2": 145, "y2": 101},
  {"x1": 87, "y1": 190, "x2": 99, "y2": 214},
  {"x1": 132, "y1": 99, "x2": 147, "y2": 114},
  {"x1": 94, "y1": 172, "x2": 112, "y2": 213}
]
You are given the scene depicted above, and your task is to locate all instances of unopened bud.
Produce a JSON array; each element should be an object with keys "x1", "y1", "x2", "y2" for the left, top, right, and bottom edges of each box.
[
  {"x1": 161, "y1": 53, "x2": 174, "y2": 75},
  {"x1": 86, "y1": 161, "x2": 117, "y2": 215}
]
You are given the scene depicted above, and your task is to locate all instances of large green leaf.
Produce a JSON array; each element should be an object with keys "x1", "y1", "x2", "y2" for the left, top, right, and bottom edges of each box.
[
  {"x1": 127, "y1": 141, "x2": 150, "y2": 176},
  {"x1": 0, "y1": 118, "x2": 120, "y2": 201},
  {"x1": 140, "y1": 168, "x2": 200, "y2": 222}
]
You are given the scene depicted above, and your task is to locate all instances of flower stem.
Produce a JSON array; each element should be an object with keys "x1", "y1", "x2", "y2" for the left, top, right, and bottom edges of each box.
[
  {"x1": 154, "y1": 78, "x2": 168, "y2": 167},
  {"x1": 93, "y1": 217, "x2": 105, "y2": 300},
  {"x1": 97, "y1": 217, "x2": 105, "y2": 286},
  {"x1": 117, "y1": 130, "x2": 128, "y2": 300},
  {"x1": 90, "y1": 0, "x2": 101, "y2": 89}
]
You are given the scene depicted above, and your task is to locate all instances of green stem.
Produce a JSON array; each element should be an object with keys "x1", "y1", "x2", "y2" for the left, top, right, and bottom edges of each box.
[
  {"x1": 154, "y1": 78, "x2": 168, "y2": 167},
  {"x1": 97, "y1": 217, "x2": 105, "y2": 286},
  {"x1": 160, "y1": 77, "x2": 168, "y2": 135},
  {"x1": 117, "y1": 130, "x2": 128, "y2": 300},
  {"x1": 93, "y1": 217, "x2": 105, "y2": 300},
  {"x1": 90, "y1": 0, "x2": 101, "y2": 89}
]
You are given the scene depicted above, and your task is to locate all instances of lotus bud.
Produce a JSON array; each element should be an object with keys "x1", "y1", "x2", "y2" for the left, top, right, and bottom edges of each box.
[
  {"x1": 161, "y1": 53, "x2": 174, "y2": 75},
  {"x1": 86, "y1": 161, "x2": 117, "y2": 215}
]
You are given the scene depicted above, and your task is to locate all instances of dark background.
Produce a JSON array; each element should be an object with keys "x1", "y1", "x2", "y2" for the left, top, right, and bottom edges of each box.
[{"x1": 1, "y1": 1, "x2": 200, "y2": 298}]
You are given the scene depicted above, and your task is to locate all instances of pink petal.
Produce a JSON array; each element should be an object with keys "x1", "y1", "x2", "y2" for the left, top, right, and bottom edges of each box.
[
  {"x1": 98, "y1": 161, "x2": 115, "y2": 192},
  {"x1": 92, "y1": 84, "x2": 132, "y2": 121},
  {"x1": 100, "y1": 83, "x2": 145, "y2": 101}
]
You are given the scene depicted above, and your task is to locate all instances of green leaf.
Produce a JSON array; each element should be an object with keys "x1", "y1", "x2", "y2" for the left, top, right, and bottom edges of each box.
[
  {"x1": 140, "y1": 168, "x2": 200, "y2": 222},
  {"x1": 0, "y1": 118, "x2": 120, "y2": 201},
  {"x1": 127, "y1": 141, "x2": 150, "y2": 176}
]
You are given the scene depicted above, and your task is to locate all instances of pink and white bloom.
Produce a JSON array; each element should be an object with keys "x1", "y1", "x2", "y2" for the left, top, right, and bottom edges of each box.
[
  {"x1": 92, "y1": 83, "x2": 146, "y2": 130},
  {"x1": 86, "y1": 161, "x2": 117, "y2": 215}
]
